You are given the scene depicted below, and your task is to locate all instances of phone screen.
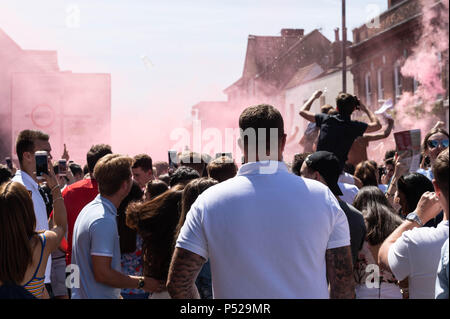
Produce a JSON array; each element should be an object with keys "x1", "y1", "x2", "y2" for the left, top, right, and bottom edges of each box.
[
  {"x1": 168, "y1": 150, "x2": 177, "y2": 169},
  {"x1": 5, "y1": 157, "x2": 12, "y2": 170},
  {"x1": 35, "y1": 152, "x2": 48, "y2": 179},
  {"x1": 58, "y1": 159, "x2": 67, "y2": 176}
]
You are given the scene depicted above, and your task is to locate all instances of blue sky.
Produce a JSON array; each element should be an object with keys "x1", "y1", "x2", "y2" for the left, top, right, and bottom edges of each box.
[{"x1": 0, "y1": 0, "x2": 388, "y2": 158}]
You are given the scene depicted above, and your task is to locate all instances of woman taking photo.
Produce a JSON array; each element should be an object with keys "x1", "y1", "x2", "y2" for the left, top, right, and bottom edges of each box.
[{"x1": 0, "y1": 164, "x2": 67, "y2": 299}]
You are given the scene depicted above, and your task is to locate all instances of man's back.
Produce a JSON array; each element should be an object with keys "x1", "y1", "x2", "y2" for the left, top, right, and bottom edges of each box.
[
  {"x1": 338, "y1": 200, "x2": 366, "y2": 265},
  {"x1": 63, "y1": 178, "x2": 99, "y2": 265},
  {"x1": 315, "y1": 114, "x2": 367, "y2": 168},
  {"x1": 177, "y1": 161, "x2": 350, "y2": 298},
  {"x1": 389, "y1": 220, "x2": 449, "y2": 298}
]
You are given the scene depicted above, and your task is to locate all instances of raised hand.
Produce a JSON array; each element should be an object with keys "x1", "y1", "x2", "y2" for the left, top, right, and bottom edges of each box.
[{"x1": 62, "y1": 144, "x2": 70, "y2": 162}]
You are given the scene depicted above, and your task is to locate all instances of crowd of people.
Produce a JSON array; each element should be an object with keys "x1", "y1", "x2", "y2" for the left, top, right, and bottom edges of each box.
[{"x1": 0, "y1": 91, "x2": 448, "y2": 299}]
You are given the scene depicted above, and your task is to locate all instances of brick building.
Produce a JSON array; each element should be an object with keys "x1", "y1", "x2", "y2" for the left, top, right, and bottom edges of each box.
[
  {"x1": 349, "y1": 0, "x2": 449, "y2": 123},
  {"x1": 190, "y1": 28, "x2": 349, "y2": 159}
]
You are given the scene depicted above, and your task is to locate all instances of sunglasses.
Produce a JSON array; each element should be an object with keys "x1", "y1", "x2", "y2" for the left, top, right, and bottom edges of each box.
[{"x1": 427, "y1": 139, "x2": 449, "y2": 149}]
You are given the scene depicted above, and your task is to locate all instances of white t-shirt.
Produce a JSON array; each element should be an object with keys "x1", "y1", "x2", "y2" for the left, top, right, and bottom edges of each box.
[
  {"x1": 339, "y1": 172, "x2": 355, "y2": 185},
  {"x1": 176, "y1": 161, "x2": 350, "y2": 299},
  {"x1": 12, "y1": 170, "x2": 51, "y2": 284},
  {"x1": 338, "y1": 182, "x2": 359, "y2": 205},
  {"x1": 388, "y1": 220, "x2": 449, "y2": 299}
]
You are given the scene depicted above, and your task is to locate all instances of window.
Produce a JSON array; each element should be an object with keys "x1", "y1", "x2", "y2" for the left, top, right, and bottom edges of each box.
[
  {"x1": 394, "y1": 61, "x2": 403, "y2": 100},
  {"x1": 377, "y1": 68, "x2": 384, "y2": 101},
  {"x1": 365, "y1": 72, "x2": 372, "y2": 107}
]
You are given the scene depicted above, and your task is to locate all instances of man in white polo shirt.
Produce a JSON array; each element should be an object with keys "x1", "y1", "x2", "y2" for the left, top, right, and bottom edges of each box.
[
  {"x1": 167, "y1": 104, "x2": 355, "y2": 299},
  {"x1": 12, "y1": 130, "x2": 53, "y2": 292},
  {"x1": 379, "y1": 148, "x2": 449, "y2": 299}
]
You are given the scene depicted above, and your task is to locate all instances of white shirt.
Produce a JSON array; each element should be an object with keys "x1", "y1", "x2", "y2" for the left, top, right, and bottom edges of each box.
[
  {"x1": 339, "y1": 172, "x2": 355, "y2": 185},
  {"x1": 388, "y1": 220, "x2": 449, "y2": 299},
  {"x1": 12, "y1": 170, "x2": 51, "y2": 283},
  {"x1": 338, "y1": 182, "x2": 359, "y2": 205},
  {"x1": 176, "y1": 161, "x2": 350, "y2": 299}
]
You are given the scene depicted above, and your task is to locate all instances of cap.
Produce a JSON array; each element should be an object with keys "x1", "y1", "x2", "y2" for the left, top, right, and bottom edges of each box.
[{"x1": 305, "y1": 151, "x2": 343, "y2": 196}]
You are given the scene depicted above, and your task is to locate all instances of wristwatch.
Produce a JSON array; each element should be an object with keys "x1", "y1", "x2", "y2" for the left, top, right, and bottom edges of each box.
[
  {"x1": 406, "y1": 212, "x2": 423, "y2": 226},
  {"x1": 137, "y1": 277, "x2": 145, "y2": 289}
]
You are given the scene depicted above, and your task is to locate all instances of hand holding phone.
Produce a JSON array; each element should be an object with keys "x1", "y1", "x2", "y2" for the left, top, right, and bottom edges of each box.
[
  {"x1": 58, "y1": 159, "x2": 67, "y2": 176},
  {"x1": 35, "y1": 151, "x2": 49, "y2": 180},
  {"x1": 5, "y1": 157, "x2": 13, "y2": 170},
  {"x1": 168, "y1": 150, "x2": 177, "y2": 175}
]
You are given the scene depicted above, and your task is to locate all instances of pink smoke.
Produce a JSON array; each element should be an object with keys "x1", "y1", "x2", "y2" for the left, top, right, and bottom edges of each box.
[
  {"x1": 396, "y1": 0, "x2": 448, "y2": 128},
  {"x1": 368, "y1": 0, "x2": 449, "y2": 165}
]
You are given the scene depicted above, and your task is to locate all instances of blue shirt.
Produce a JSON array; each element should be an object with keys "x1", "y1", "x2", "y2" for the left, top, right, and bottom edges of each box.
[{"x1": 71, "y1": 195, "x2": 121, "y2": 299}]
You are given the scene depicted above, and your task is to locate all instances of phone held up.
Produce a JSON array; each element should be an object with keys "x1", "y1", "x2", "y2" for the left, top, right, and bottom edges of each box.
[
  {"x1": 5, "y1": 157, "x2": 13, "y2": 170},
  {"x1": 168, "y1": 150, "x2": 177, "y2": 175},
  {"x1": 58, "y1": 159, "x2": 67, "y2": 176},
  {"x1": 35, "y1": 151, "x2": 48, "y2": 180}
]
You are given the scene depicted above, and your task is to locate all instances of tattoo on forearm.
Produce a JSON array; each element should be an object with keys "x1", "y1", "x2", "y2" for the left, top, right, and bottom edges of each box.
[
  {"x1": 326, "y1": 246, "x2": 356, "y2": 299},
  {"x1": 167, "y1": 248, "x2": 206, "y2": 299}
]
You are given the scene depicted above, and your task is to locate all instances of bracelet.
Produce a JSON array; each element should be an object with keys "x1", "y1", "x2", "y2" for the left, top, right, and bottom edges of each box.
[{"x1": 51, "y1": 185, "x2": 60, "y2": 193}]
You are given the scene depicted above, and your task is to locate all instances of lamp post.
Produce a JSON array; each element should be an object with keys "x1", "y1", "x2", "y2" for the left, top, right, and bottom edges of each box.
[{"x1": 342, "y1": 0, "x2": 347, "y2": 93}]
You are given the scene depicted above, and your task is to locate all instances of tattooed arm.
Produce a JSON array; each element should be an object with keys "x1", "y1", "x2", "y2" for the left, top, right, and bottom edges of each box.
[
  {"x1": 326, "y1": 246, "x2": 356, "y2": 299},
  {"x1": 167, "y1": 247, "x2": 206, "y2": 299}
]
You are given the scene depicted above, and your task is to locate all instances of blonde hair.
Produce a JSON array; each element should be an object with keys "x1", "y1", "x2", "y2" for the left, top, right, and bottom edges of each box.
[{"x1": 93, "y1": 154, "x2": 133, "y2": 196}]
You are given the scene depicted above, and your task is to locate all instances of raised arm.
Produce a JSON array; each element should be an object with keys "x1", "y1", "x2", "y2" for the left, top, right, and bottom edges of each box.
[
  {"x1": 42, "y1": 157, "x2": 67, "y2": 252},
  {"x1": 325, "y1": 246, "x2": 355, "y2": 299},
  {"x1": 167, "y1": 247, "x2": 206, "y2": 299},
  {"x1": 299, "y1": 90, "x2": 322, "y2": 123},
  {"x1": 363, "y1": 117, "x2": 394, "y2": 142},
  {"x1": 358, "y1": 101, "x2": 381, "y2": 133},
  {"x1": 379, "y1": 192, "x2": 442, "y2": 272}
]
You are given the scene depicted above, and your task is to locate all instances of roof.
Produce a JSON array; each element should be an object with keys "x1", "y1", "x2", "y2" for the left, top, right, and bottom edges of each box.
[
  {"x1": 284, "y1": 63, "x2": 324, "y2": 89},
  {"x1": 23, "y1": 50, "x2": 59, "y2": 72},
  {"x1": 224, "y1": 29, "x2": 332, "y2": 94}
]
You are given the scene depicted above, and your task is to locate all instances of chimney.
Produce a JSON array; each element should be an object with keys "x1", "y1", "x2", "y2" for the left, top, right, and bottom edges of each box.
[
  {"x1": 281, "y1": 29, "x2": 304, "y2": 37},
  {"x1": 334, "y1": 28, "x2": 340, "y2": 42}
]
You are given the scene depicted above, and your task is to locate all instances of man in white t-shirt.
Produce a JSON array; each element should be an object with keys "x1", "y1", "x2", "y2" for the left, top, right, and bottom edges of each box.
[
  {"x1": 379, "y1": 148, "x2": 449, "y2": 299},
  {"x1": 12, "y1": 130, "x2": 53, "y2": 289},
  {"x1": 167, "y1": 104, "x2": 355, "y2": 299}
]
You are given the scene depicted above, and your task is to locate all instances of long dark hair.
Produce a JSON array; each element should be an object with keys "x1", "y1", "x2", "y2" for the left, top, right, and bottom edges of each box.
[
  {"x1": 117, "y1": 181, "x2": 143, "y2": 254},
  {"x1": 0, "y1": 182, "x2": 38, "y2": 284},
  {"x1": 174, "y1": 178, "x2": 218, "y2": 243},
  {"x1": 126, "y1": 185, "x2": 183, "y2": 280},
  {"x1": 353, "y1": 186, "x2": 403, "y2": 246},
  {"x1": 397, "y1": 172, "x2": 434, "y2": 214}
]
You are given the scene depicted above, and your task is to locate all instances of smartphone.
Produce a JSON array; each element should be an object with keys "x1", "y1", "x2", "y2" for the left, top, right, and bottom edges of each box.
[
  {"x1": 168, "y1": 150, "x2": 177, "y2": 170},
  {"x1": 58, "y1": 159, "x2": 67, "y2": 176},
  {"x1": 5, "y1": 157, "x2": 13, "y2": 170},
  {"x1": 35, "y1": 151, "x2": 48, "y2": 180}
]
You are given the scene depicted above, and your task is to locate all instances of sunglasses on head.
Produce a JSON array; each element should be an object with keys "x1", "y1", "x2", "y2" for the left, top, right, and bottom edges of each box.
[{"x1": 427, "y1": 139, "x2": 449, "y2": 149}]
